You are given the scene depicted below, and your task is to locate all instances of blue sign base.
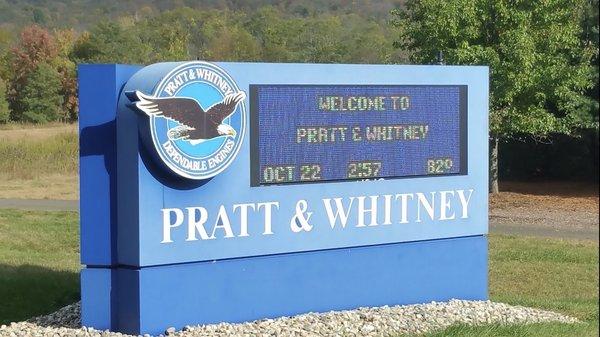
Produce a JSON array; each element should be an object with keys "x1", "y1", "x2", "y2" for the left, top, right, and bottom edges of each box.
[{"x1": 81, "y1": 235, "x2": 487, "y2": 335}]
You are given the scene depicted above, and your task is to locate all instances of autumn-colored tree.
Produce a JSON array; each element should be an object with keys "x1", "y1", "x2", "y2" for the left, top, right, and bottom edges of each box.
[{"x1": 8, "y1": 25, "x2": 58, "y2": 121}]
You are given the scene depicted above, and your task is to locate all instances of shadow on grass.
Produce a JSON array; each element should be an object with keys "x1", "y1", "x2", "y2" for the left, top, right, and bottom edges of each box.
[{"x1": 0, "y1": 264, "x2": 79, "y2": 325}]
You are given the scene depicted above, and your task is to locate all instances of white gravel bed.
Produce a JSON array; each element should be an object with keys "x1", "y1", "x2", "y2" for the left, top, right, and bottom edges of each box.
[{"x1": 0, "y1": 300, "x2": 578, "y2": 337}]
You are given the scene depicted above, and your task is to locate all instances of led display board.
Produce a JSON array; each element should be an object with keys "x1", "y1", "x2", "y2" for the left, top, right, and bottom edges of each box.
[{"x1": 251, "y1": 85, "x2": 467, "y2": 185}]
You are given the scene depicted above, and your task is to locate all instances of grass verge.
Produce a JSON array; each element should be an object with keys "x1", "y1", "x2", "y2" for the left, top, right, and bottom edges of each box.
[
  {"x1": 0, "y1": 209, "x2": 597, "y2": 336},
  {"x1": 0, "y1": 122, "x2": 75, "y2": 131},
  {"x1": 0, "y1": 209, "x2": 79, "y2": 324},
  {"x1": 425, "y1": 235, "x2": 598, "y2": 337},
  {"x1": 0, "y1": 174, "x2": 79, "y2": 200}
]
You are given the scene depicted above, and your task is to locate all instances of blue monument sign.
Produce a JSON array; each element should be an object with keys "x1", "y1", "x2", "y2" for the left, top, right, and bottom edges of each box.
[{"x1": 78, "y1": 61, "x2": 489, "y2": 335}]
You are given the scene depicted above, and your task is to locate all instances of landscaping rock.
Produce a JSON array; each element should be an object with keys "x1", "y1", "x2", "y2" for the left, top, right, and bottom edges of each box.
[{"x1": 0, "y1": 300, "x2": 578, "y2": 337}]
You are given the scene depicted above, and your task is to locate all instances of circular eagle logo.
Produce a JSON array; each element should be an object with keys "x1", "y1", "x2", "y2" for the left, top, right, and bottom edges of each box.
[{"x1": 127, "y1": 61, "x2": 246, "y2": 180}]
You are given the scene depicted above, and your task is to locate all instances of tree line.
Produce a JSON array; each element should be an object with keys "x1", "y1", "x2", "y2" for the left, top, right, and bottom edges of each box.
[
  {"x1": 0, "y1": 6, "x2": 402, "y2": 123},
  {"x1": 0, "y1": 1, "x2": 597, "y2": 191},
  {"x1": 0, "y1": 2, "x2": 596, "y2": 128},
  {"x1": 0, "y1": 0, "x2": 402, "y2": 30}
]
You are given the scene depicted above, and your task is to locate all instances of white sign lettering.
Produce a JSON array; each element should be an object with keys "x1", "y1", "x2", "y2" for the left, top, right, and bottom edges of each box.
[{"x1": 160, "y1": 189, "x2": 475, "y2": 243}]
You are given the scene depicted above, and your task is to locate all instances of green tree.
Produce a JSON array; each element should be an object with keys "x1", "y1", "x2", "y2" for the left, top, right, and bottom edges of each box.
[
  {"x1": 192, "y1": 10, "x2": 261, "y2": 62},
  {"x1": 20, "y1": 63, "x2": 63, "y2": 123},
  {"x1": 246, "y1": 7, "x2": 296, "y2": 62},
  {"x1": 294, "y1": 16, "x2": 348, "y2": 63},
  {"x1": 0, "y1": 78, "x2": 9, "y2": 123},
  {"x1": 0, "y1": 27, "x2": 12, "y2": 56},
  {"x1": 53, "y1": 29, "x2": 79, "y2": 122},
  {"x1": 32, "y1": 8, "x2": 47, "y2": 25},
  {"x1": 339, "y1": 14, "x2": 400, "y2": 64},
  {"x1": 392, "y1": 0, "x2": 597, "y2": 193},
  {"x1": 134, "y1": 7, "x2": 192, "y2": 62},
  {"x1": 581, "y1": 0, "x2": 599, "y2": 125},
  {"x1": 71, "y1": 22, "x2": 151, "y2": 64},
  {"x1": 246, "y1": 8, "x2": 394, "y2": 64},
  {"x1": 0, "y1": 28, "x2": 12, "y2": 94}
]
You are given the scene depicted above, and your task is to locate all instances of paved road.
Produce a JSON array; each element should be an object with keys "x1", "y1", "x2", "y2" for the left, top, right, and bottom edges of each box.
[
  {"x1": 0, "y1": 198, "x2": 597, "y2": 241},
  {"x1": 0, "y1": 198, "x2": 78, "y2": 211},
  {"x1": 489, "y1": 222, "x2": 598, "y2": 241}
]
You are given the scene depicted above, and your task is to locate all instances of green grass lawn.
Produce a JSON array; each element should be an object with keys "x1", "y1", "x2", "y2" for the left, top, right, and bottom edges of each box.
[
  {"x1": 0, "y1": 209, "x2": 597, "y2": 336},
  {"x1": 0, "y1": 209, "x2": 79, "y2": 324},
  {"x1": 426, "y1": 235, "x2": 599, "y2": 337}
]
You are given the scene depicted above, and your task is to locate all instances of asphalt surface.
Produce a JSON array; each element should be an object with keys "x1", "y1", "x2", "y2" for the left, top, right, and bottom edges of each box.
[
  {"x1": 0, "y1": 198, "x2": 78, "y2": 211},
  {"x1": 0, "y1": 198, "x2": 597, "y2": 241},
  {"x1": 489, "y1": 221, "x2": 598, "y2": 241}
]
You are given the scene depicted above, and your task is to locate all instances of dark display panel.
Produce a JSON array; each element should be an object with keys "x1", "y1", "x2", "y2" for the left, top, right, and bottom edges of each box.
[{"x1": 250, "y1": 85, "x2": 467, "y2": 186}]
